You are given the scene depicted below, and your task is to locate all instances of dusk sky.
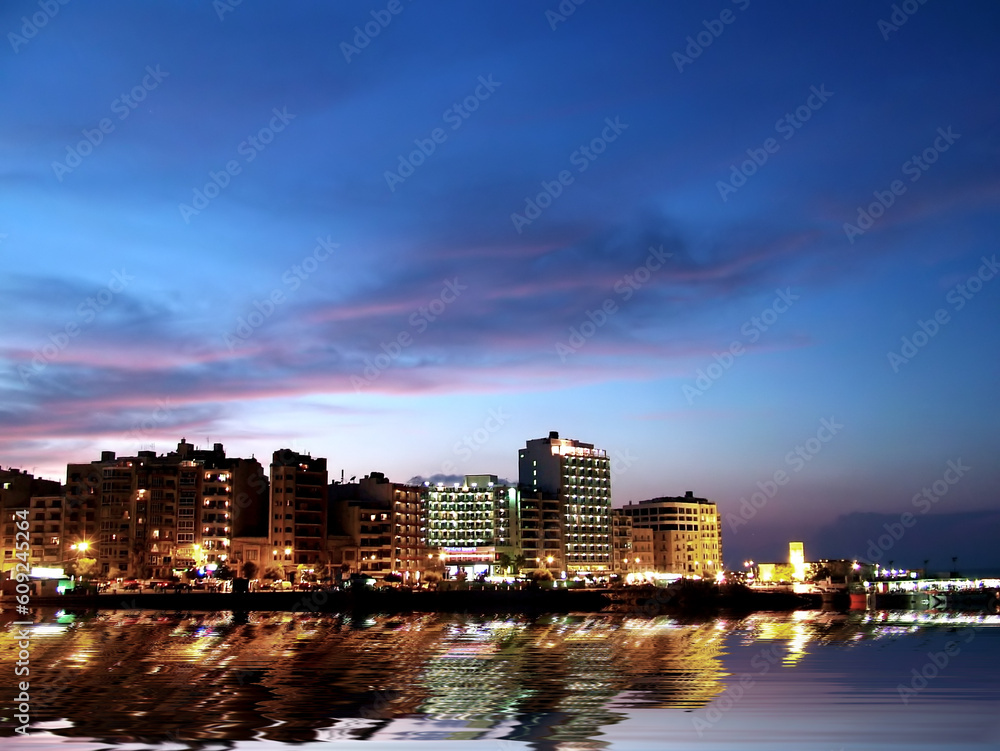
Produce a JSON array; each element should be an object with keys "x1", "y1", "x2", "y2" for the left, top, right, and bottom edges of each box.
[{"x1": 3, "y1": 1, "x2": 998, "y2": 566}]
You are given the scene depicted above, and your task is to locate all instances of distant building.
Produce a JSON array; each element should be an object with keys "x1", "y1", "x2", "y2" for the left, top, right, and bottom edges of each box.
[
  {"x1": 425, "y1": 474, "x2": 519, "y2": 578},
  {"x1": 518, "y1": 432, "x2": 612, "y2": 574},
  {"x1": 621, "y1": 492, "x2": 722, "y2": 578}
]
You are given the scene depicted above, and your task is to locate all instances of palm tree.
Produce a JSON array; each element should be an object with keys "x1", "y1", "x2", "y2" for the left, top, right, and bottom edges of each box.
[
  {"x1": 497, "y1": 552, "x2": 512, "y2": 575},
  {"x1": 513, "y1": 554, "x2": 526, "y2": 575}
]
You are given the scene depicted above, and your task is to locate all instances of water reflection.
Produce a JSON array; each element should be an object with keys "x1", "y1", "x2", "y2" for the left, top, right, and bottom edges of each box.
[{"x1": 0, "y1": 608, "x2": 997, "y2": 749}]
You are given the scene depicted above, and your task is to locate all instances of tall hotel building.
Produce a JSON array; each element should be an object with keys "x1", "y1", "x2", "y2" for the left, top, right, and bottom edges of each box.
[{"x1": 518, "y1": 432, "x2": 611, "y2": 574}]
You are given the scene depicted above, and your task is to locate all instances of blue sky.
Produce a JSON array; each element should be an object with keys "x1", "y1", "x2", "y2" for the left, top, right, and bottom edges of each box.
[{"x1": 2, "y1": 1, "x2": 998, "y2": 565}]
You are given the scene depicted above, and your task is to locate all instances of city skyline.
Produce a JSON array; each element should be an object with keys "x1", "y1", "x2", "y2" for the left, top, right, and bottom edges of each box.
[
  {"x1": 3, "y1": 428, "x2": 993, "y2": 572},
  {"x1": 3, "y1": 2, "x2": 999, "y2": 570}
]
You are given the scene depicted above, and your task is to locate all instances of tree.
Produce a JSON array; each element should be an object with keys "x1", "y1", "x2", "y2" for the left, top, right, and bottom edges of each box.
[
  {"x1": 497, "y1": 552, "x2": 512, "y2": 574},
  {"x1": 215, "y1": 563, "x2": 234, "y2": 580},
  {"x1": 297, "y1": 564, "x2": 318, "y2": 583},
  {"x1": 241, "y1": 561, "x2": 259, "y2": 580},
  {"x1": 71, "y1": 557, "x2": 98, "y2": 580},
  {"x1": 513, "y1": 554, "x2": 526, "y2": 575},
  {"x1": 422, "y1": 571, "x2": 441, "y2": 587},
  {"x1": 264, "y1": 565, "x2": 283, "y2": 581}
]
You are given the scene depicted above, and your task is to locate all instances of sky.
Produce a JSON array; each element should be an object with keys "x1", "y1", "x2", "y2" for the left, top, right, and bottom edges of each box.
[{"x1": 2, "y1": 1, "x2": 999, "y2": 567}]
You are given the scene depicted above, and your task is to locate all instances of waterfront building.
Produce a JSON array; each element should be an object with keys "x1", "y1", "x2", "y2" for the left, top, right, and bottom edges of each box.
[
  {"x1": 329, "y1": 471, "x2": 425, "y2": 582},
  {"x1": 63, "y1": 440, "x2": 267, "y2": 579},
  {"x1": 26, "y1": 494, "x2": 65, "y2": 569},
  {"x1": 1, "y1": 468, "x2": 62, "y2": 575},
  {"x1": 269, "y1": 449, "x2": 328, "y2": 578},
  {"x1": 611, "y1": 509, "x2": 633, "y2": 574},
  {"x1": 518, "y1": 489, "x2": 563, "y2": 573},
  {"x1": 632, "y1": 526, "x2": 654, "y2": 573},
  {"x1": 518, "y1": 431, "x2": 612, "y2": 574},
  {"x1": 621, "y1": 492, "x2": 722, "y2": 578},
  {"x1": 425, "y1": 474, "x2": 519, "y2": 578}
]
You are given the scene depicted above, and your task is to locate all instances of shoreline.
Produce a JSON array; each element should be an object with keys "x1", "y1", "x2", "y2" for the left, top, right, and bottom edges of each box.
[{"x1": 2, "y1": 585, "x2": 836, "y2": 615}]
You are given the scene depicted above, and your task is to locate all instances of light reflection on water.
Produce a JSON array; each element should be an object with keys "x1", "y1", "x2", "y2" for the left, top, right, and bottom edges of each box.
[{"x1": 1, "y1": 608, "x2": 998, "y2": 750}]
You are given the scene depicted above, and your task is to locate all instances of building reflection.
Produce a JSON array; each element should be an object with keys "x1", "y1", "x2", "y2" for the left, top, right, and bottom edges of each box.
[{"x1": 2, "y1": 608, "x2": 980, "y2": 748}]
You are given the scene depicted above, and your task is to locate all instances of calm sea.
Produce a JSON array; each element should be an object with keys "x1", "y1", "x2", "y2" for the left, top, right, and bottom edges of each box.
[{"x1": 2, "y1": 607, "x2": 998, "y2": 750}]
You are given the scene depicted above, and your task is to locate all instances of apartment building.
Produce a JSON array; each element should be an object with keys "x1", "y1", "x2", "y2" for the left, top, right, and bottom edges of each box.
[
  {"x1": 329, "y1": 471, "x2": 425, "y2": 582},
  {"x1": 621, "y1": 492, "x2": 723, "y2": 578},
  {"x1": 269, "y1": 449, "x2": 328, "y2": 577}
]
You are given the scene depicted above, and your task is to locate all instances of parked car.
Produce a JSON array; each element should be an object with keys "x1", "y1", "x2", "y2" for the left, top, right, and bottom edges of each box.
[{"x1": 121, "y1": 579, "x2": 142, "y2": 591}]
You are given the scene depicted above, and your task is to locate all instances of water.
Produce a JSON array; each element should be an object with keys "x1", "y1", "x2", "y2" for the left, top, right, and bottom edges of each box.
[{"x1": 2, "y1": 608, "x2": 998, "y2": 750}]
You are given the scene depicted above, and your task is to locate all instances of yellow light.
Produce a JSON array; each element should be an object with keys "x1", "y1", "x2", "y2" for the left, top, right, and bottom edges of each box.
[
  {"x1": 284, "y1": 548, "x2": 291, "y2": 555},
  {"x1": 546, "y1": 556, "x2": 554, "y2": 564}
]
